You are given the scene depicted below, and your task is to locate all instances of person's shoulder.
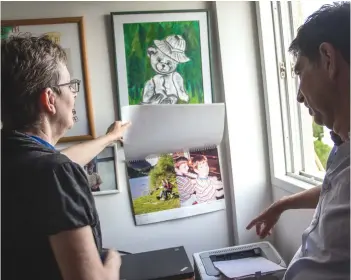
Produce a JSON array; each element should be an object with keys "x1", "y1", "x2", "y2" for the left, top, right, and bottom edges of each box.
[
  {"x1": 38, "y1": 153, "x2": 87, "y2": 183},
  {"x1": 40, "y1": 152, "x2": 72, "y2": 165},
  {"x1": 209, "y1": 176, "x2": 219, "y2": 181},
  {"x1": 335, "y1": 165, "x2": 350, "y2": 184},
  {"x1": 38, "y1": 152, "x2": 79, "y2": 170},
  {"x1": 42, "y1": 155, "x2": 92, "y2": 202},
  {"x1": 330, "y1": 164, "x2": 350, "y2": 204}
]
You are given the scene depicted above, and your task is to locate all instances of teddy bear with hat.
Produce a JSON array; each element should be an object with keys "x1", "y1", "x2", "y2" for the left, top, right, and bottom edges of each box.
[{"x1": 141, "y1": 34, "x2": 191, "y2": 104}]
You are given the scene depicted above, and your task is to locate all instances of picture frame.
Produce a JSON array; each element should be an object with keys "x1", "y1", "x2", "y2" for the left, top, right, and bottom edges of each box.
[
  {"x1": 84, "y1": 143, "x2": 120, "y2": 196},
  {"x1": 111, "y1": 9, "x2": 214, "y2": 117},
  {"x1": 1, "y1": 17, "x2": 96, "y2": 143}
]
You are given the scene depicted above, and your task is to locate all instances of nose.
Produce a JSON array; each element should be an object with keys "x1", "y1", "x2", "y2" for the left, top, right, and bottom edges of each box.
[{"x1": 297, "y1": 89, "x2": 304, "y2": 103}]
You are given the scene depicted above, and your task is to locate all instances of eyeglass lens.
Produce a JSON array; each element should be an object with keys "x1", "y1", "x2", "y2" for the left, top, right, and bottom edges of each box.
[{"x1": 69, "y1": 81, "x2": 79, "y2": 93}]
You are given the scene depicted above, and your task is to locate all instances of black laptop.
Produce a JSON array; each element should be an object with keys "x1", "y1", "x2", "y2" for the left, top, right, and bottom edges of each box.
[{"x1": 120, "y1": 246, "x2": 194, "y2": 280}]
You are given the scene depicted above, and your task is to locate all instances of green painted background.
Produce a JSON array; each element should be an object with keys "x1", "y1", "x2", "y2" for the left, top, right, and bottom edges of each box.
[
  {"x1": 1, "y1": 26, "x2": 13, "y2": 40},
  {"x1": 123, "y1": 20, "x2": 204, "y2": 105}
]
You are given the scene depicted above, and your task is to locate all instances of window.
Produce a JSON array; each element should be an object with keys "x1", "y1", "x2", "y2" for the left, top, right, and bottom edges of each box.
[
  {"x1": 290, "y1": 1, "x2": 336, "y2": 180},
  {"x1": 256, "y1": 1, "x2": 338, "y2": 190}
]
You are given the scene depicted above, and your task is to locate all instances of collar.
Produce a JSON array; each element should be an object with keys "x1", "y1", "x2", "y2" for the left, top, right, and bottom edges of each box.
[
  {"x1": 327, "y1": 140, "x2": 350, "y2": 174},
  {"x1": 330, "y1": 131, "x2": 343, "y2": 146},
  {"x1": 28, "y1": 135, "x2": 56, "y2": 151}
]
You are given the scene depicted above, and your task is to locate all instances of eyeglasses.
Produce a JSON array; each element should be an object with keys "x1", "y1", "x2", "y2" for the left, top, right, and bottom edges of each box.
[
  {"x1": 55, "y1": 79, "x2": 81, "y2": 93},
  {"x1": 53, "y1": 79, "x2": 81, "y2": 123}
]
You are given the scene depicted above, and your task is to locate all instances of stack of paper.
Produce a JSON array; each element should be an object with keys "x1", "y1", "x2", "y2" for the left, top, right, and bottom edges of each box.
[{"x1": 213, "y1": 256, "x2": 283, "y2": 279}]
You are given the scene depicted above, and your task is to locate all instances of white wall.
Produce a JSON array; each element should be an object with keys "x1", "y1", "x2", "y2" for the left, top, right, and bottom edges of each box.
[
  {"x1": 1, "y1": 1, "x2": 231, "y2": 259},
  {"x1": 213, "y1": 1, "x2": 273, "y2": 245},
  {"x1": 272, "y1": 186, "x2": 314, "y2": 263},
  {"x1": 2, "y1": 0, "x2": 275, "y2": 260}
]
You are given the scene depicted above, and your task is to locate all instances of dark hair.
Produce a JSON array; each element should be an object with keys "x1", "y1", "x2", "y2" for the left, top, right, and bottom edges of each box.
[
  {"x1": 175, "y1": 156, "x2": 188, "y2": 163},
  {"x1": 1, "y1": 34, "x2": 67, "y2": 131},
  {"x1": 289, "y1": 1, "x2": 350, "y2": 64}
]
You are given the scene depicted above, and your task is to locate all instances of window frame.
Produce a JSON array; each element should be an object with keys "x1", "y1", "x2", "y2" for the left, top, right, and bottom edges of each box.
[{"x1": 256, "y1": 1, "x2": 324, "y2": 194}]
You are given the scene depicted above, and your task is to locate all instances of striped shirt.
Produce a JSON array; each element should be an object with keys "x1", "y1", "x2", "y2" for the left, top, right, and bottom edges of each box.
[
  {"x1": 194, "y1": 177, "x2": 222, "y2": 203},
  {"x1": 176, "y1": 175, "x2": 195, "y2": 203}
]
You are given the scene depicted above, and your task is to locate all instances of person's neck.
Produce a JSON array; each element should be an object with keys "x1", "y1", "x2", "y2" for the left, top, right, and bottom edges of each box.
[
  {"x1": 21, "y1": 121, "x2": 60, "y2": 146},
  {"x1": 333, "y1": 114, "x2": 350, "y2": 142},
  {"x1": 333, "y1": 70, "x2": 350, "y2": 142}
]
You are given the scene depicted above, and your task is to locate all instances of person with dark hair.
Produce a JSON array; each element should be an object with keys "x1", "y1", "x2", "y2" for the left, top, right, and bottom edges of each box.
[
  {"x1": 85, "y1": 162, "x2": 103, "y2": 192},
  {"x1": 2, "y1": 35, "x2": 131, "y2": 280},
  {"x1": 247, "y1": 2, "x2": 349, "y2": 280}
]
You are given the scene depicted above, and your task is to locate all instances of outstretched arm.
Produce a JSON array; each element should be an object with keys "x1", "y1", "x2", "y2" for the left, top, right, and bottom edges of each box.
[
  {"x1": 277, "y1": 185, "x2": 321, "y2": 211},
  {"x1": 246, "y1": 185, "x2": 321, "y2": 238},
  {"x1": 61, "y1": 121, "x2": 131, "y2": 166}
]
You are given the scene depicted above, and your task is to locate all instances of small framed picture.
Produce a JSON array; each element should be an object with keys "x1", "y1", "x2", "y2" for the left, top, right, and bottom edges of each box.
[
  {"x1": 1, "y1": 17, "x2": 96, "y2": 143},
  {"x1": 83, "y1": 143, "x2": 119, "y2": 196}
]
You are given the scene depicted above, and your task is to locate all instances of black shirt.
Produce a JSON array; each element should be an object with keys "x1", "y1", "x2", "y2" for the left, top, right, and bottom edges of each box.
[{"x1": 2, "y1": 130, "x2": 103, "y2": 280}]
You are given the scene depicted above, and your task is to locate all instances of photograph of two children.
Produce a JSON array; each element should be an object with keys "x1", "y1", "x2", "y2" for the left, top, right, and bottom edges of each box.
[{"x1": 127, "y1": 147, "x2": 225, "y2": 225}]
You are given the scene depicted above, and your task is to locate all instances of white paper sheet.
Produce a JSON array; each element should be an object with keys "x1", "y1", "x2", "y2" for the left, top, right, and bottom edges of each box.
[
  {"x1": 213, "y1": 257, "x2": 284, "y2": 279},
  {"x1": 121, "y1": 104, "x2": 225, "y2": 161}
]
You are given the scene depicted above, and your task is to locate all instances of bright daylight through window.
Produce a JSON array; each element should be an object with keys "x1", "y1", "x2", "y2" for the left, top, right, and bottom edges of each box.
[
  {"x1": 257, "y1": 0, "x2": 344, "y2": 187},
  {"x1": 256, "y1": 1, "x2": 344, "y2": 189},
  {"x1": 290, "y1": 1, "x2": 338, "y2": 181}
]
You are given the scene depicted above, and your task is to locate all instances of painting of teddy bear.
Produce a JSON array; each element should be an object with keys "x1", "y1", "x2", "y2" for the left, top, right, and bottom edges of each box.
[
  {"x1": 111, "y1": 11, "x2": 213, "y2": 111},
  {"x1": 123, "y1": 22, "x2": 203, "y2": 105}
]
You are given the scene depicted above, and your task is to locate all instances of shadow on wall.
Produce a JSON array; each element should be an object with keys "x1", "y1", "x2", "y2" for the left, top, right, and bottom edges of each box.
[{"x1": 104, "y1": 14, "x2": 121, "y2": 121}]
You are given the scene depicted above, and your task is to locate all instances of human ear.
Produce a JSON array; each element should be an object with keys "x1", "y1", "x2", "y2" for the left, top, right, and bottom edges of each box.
[
  {"x1": 40, "y1": 88, "x2": 57, "y2": 115},
  {"x1": 319, "y1": 42, "x2": 337, "y2": 80}
]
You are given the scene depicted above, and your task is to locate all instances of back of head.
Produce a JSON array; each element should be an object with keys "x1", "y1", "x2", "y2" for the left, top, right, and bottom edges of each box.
[
  {"x1": 1, "y1": 35, "x2": 67, "y2": 131},
  {"x1": 289, "y1": 1, "x2": 350, "y2": 64}
]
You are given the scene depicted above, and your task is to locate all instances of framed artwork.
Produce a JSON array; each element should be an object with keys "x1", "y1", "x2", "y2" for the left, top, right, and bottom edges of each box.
[
  {"x1": 1, "y1": 17, "x2": 96, "y2": 143},
  {"x1": 111, "y1": 10, "x2": 213, "y2": 115},
  {"x1": 84, "y1": 143, "x2": 120, "y2": 196}
]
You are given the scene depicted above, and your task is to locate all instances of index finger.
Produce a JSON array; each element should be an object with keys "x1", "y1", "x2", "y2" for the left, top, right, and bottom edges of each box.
[
  {"x1": 246, "y1": 218, "x2": 258, "y2": 230},
  {"x1": 122, "y1": 121, "x2": 132, "y2": 127}
]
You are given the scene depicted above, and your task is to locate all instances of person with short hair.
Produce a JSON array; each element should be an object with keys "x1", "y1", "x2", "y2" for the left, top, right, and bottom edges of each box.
[
  {"x1": 191, "y1": 155, "x2": 224, "y2": 203},
  {"x1": 2, "y1": 35, "x2": 130, "y2": 280},
  {"x1": 85, "y1": 162, "x2": 103, "y2": 192},
  {"x1": 247, "y1": 3, "x2": 350, "y2": 279}
]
